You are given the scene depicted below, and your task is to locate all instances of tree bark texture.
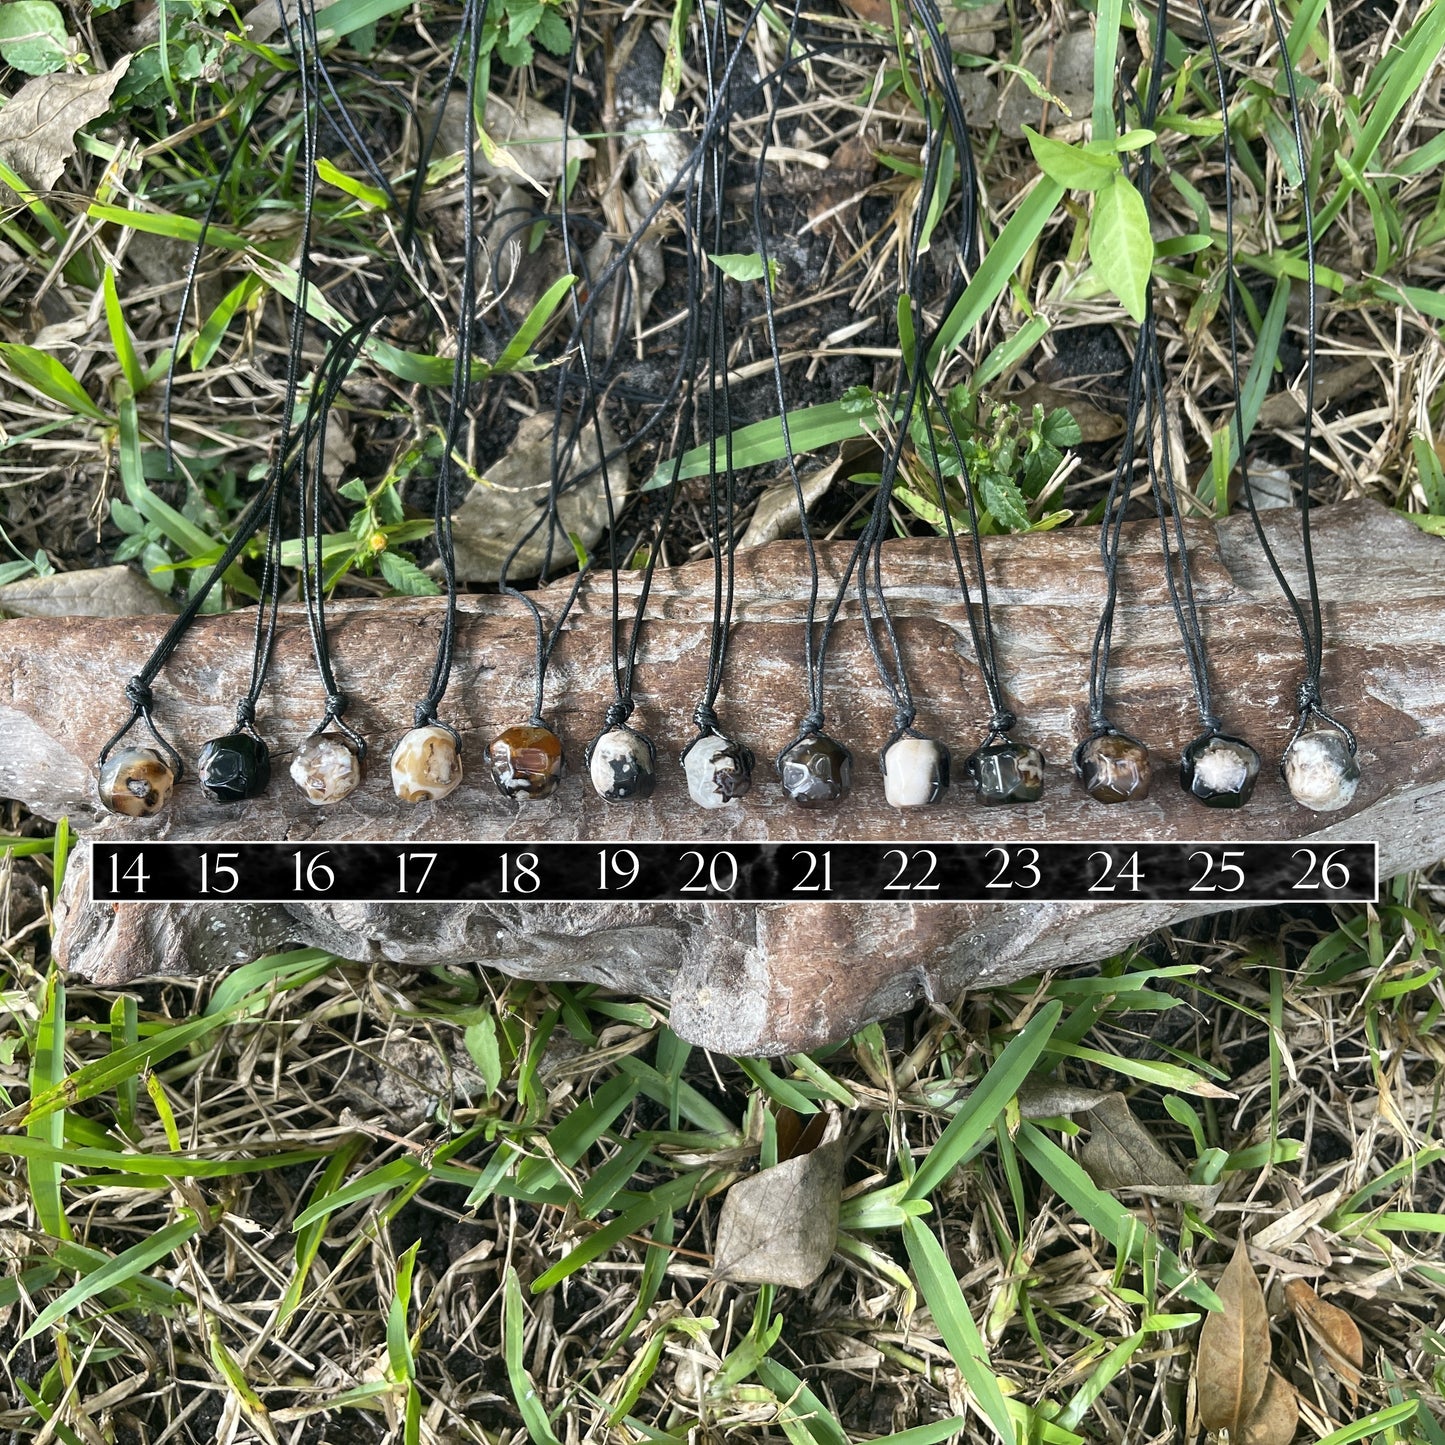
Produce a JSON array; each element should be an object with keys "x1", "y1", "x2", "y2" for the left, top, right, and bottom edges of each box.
[{"x1": 3, "y1": 499, "x2": 1440, "y2": 1053}]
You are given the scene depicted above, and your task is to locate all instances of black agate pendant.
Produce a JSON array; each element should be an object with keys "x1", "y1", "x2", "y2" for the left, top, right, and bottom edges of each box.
[
  {"x1": 198, "y1": 731, "x2": 271, "y2": 803},
  {"x1": 1075, "y1": 730, "x2": 1150, "y2": 804},
  {"x1": 964, "y1": 739, "x2": 1044, "y2": 806},
  {"x1": 779, "y1": 733, "x2": 851, "y2": 808},
  {"x1": 1180, "y1": 732, "x2": 1259, "y2": 809},
  {"x1": 587, "y1": 725, "x2": 656, "y2": 802}
]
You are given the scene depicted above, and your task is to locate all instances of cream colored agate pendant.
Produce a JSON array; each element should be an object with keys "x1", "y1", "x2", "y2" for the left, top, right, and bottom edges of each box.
[{"x1": 392, "y1": 723, "x2": 462, "y2": 803}]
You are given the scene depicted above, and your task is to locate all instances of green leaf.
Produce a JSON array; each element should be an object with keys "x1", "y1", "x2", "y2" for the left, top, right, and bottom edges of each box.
[
  {"x1": 930, "y1": 178, "x2": 1066, "y2": 366},
  {"x1": 982, "y1": 473, "x2": 1031, "y2": 531},
  {"x1": 102, "y1": 267, "x2": 145, "y2": 397},
  {"x1": 27, "y1": 971, "x2": 70, "y2": 1242},
  {"x1": 23, "y1": 1210, "x2": 202, "y2": 1339},
  {"x1": 377, "y1": 548, "x2": 440, "y2": 596},
  {"x1": 645, "y1": 396, "x2": 879, "y2": 490},
  {"x1": 493, "y1": 272, "x2": 575, "y2": 374},
  {"x1": 1090, "y1": 172, "x2": 1154, "y2": 323},
  {"x1": 1091, "y1": 0, "x2": 1124, "y2": 143},
  {"x1": 1040, "y1": 407, "x2": 1081, "y2": 448},
  {"x1": 709, "y1": 250, "x2": 780, "y2": 286},
  {"x1": 0, "y1": 344, "x2": 109, "y2": 422},
  {"x1": 902, "y1": 1218, "x2": 1017, "y2": 1443},
  {"x1": 0, "y1": 0, "x2": 67, "y2": 73},
  {"x1": 504, "y1": 1266, "x2": 564, "y2": 1445},
  {"x1": 1024, "y1": 127, "x2": 1119, "y2": 191}
]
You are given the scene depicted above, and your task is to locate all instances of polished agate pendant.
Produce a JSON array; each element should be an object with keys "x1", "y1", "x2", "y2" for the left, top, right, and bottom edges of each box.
[
  {"x1": 1283, "y1": 729, "x2": 1359, "y2": 813},
  {"x1": 587, "y1": 726, "x2": 656, "y2": 802},
  {"x1": 391, "y1": 724, "x2": 461, "y2": 803},
  {"x1": 779, "y1": 733, "x2": 851, "y2": 808},
  {"x1": 683, "y1": 733, "x2": 753, "y2": 809},
  {"x1": 198, "y1": 732, "x2": 271, "y2": 803},
  {"x1": 489, "y1": 724, "x2": 565, "y2": 800},
  {"x1": 1180, "y1": 732, "x2": 1259, "y2": 809},
  {"x1": 97, "y1": 747, "x2": 174, "y2": 817},
  {"x1": 291, "y1": 732, "x2": 362, "y2": 805},
  {"x1": 881, "y1": 735, "x2": 949, "y2": 808},
  {"x1": 964, "y1": 740, "x2": 1044, "y2": 806},
  {"x1": 1076, "y1": 731, "x2": 1150, "y2": 804}
]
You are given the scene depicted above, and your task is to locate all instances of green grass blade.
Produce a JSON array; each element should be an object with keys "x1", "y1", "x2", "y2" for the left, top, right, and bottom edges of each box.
[
  {"x1": 103, "y1": 266, "x2": 146, "y2": 396},
  {"x1": 1013, "y1": 1124, "x2": 1219, "y2": 1310},
  {"x1": 277, "y1": 1135, "x2": 367, "y2": 1325},
  {"x1": 0, "y1": 344, "x2": 109, "y2": 422},
  {"x1": 643, "y1": 396, "x2": 877, "y2": 492},
  {"x1": 905, "y1": 1000, "x2": 1062, "y2": 1201},
  {"x1": 929, "y1": 177, "x2": 1066, "y2": 367},
  {"x1": 493, "y1": 272, "x2": 576, "y2": 373},
  {"x1": 23, "y1": 1209, "x2": 202, "y2": 1340},
  {"x1": 504, "y1": 1265, "x2": 564, "y2": 1445},
  {"x1": 901, "y1": 1216, "x2": 1017, "y2": 1444},
  {"x1": 26, "y1": 970, "x2": 70, "y2": 1242}
]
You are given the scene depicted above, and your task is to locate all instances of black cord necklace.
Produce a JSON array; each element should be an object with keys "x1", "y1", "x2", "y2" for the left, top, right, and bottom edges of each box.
[
  {"x1": 389, "y1": 0, "x2": 490, "y2": 806},
  {"x1": 1073, "y1": 19, "x2": 1171, "y2": 807},
  {"x1": 1213, "y1": 0, "x2": 1359, "y2": 812},
  {"x1": 681, "y1": 0, "x2": 755, "y2": 810}
]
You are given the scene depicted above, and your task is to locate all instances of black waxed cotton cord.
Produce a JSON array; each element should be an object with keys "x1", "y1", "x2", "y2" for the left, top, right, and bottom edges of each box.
[
  {"x1": 1081, "y1": 4, "x2": 1170, "y2": 748},
  {"x1": 827, "y1": 0, "x2": 986, "y2": 757},
  {"x1": 692, "y1": 0, "x2": 740, "y2": 738}
]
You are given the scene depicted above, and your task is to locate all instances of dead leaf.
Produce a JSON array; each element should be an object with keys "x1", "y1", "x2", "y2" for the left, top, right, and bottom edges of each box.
[
  {"x1": 739, "y1": 459, "x2": 840, "y2": 551},
  {"x1": 0, "y1": 565, "x2": 178, "y2": 619},
  {"x1": 713, "y1": 1110, "x2": 845, "y2": 1288},
  {"x1": 431, "y1": 90, "x2": 596, "y2": 190},
  {"x1": 807, "y1": 134, "x2": 878, "y2": 238},
  {"x1": 1016, "y1": 1081, "x2": 1112, "y2": 1117},
  {"x1": 1255, "y1": 358, "x2": 1375, "y2": 431},
  {"x1": 1198, "y1": 1237, "x2": 1271, "y2": 1439},
  {"x1": 1284, "y1": 1279, "x2": 1364, "y2": 1402},
  {"x1": 1239, "y1": 1368, "x2": 1299, "y2": 1445},
  {"x1": 443, "y1": 410, "x2": 627, "y2": 584},
  {"x1": 838, "y1": 0, "x2": 890, "y2": 27},
  {"x1": 1080, "y1": 1093, "x2": 1222, "y2": 1205},
  {"x1": 0, "y1": 57, "x2": 131, "y2": 202},
  {"x1": 1010, "y1": 382, "x2": 1124, "y2": 444}
]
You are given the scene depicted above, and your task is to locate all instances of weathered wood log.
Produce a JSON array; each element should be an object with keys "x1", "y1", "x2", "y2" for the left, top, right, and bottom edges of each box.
[{"x1": 4, "y1": 499, "x2": 1442, "y2": 1054}]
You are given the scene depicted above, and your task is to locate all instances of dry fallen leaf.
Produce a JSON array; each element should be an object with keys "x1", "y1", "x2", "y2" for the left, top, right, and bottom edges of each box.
[
  {"x1": 1198, "y1": 1237, "x2": 1272, "y2": 1439},
  {"x1": 0, "y1": 57, "x2": 130, "y2": 201},
  {"x1": 1285, "y1": 1279, "x2": 1364, "y2": 1403},
  {"x1": 1239, "y1": 1368, "x2": 1299, "y2": 1445},
  {"x1": 739, "y1": 460, "x2": 840, "y2": 551},
  {"x1": 1081, "y1": 1093, "x2": 1221, "y2": 1205},
  {"x1": 0, "y1": 564, "x2": 178, "y2": 619},
  {"x1": 713, "y1": 1109, "x2": 845, "y2": 1288},
  {"x1": 807, "y1": 133, "x2": 878, "y2": 239}
]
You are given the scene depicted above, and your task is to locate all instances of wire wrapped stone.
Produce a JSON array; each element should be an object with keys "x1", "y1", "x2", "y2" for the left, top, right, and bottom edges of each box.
[
  {"x1": 964, "y1": 739, "x2": 1044, "y2": 806},
  {"x1": 291, "y1": 732, "x2": 363, "y2": 805},
  {"x1": 682, "y1": 733, "x2": 754, "y2": 810},
  {"x1": 778, "y1": 732, "x2": 851, "y2": 808},
  {"x1": 587, "y1": 726, "x2": 657, "y2": 802},
  {"x1": 1075, "y1": 731, "x2": 1150, "y2": 805},
  {"x1": 1283, "y1": 729, "x2": 1360, "y2": 813},
  {"x1": 391, "y1": 724, "x2": 462, "y2": 804}
]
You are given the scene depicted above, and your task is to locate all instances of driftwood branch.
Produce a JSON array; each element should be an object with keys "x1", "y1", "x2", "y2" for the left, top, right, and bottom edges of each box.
[{"x1": 4, "y1": 499, "x2": 1442, "y2": 1053}]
